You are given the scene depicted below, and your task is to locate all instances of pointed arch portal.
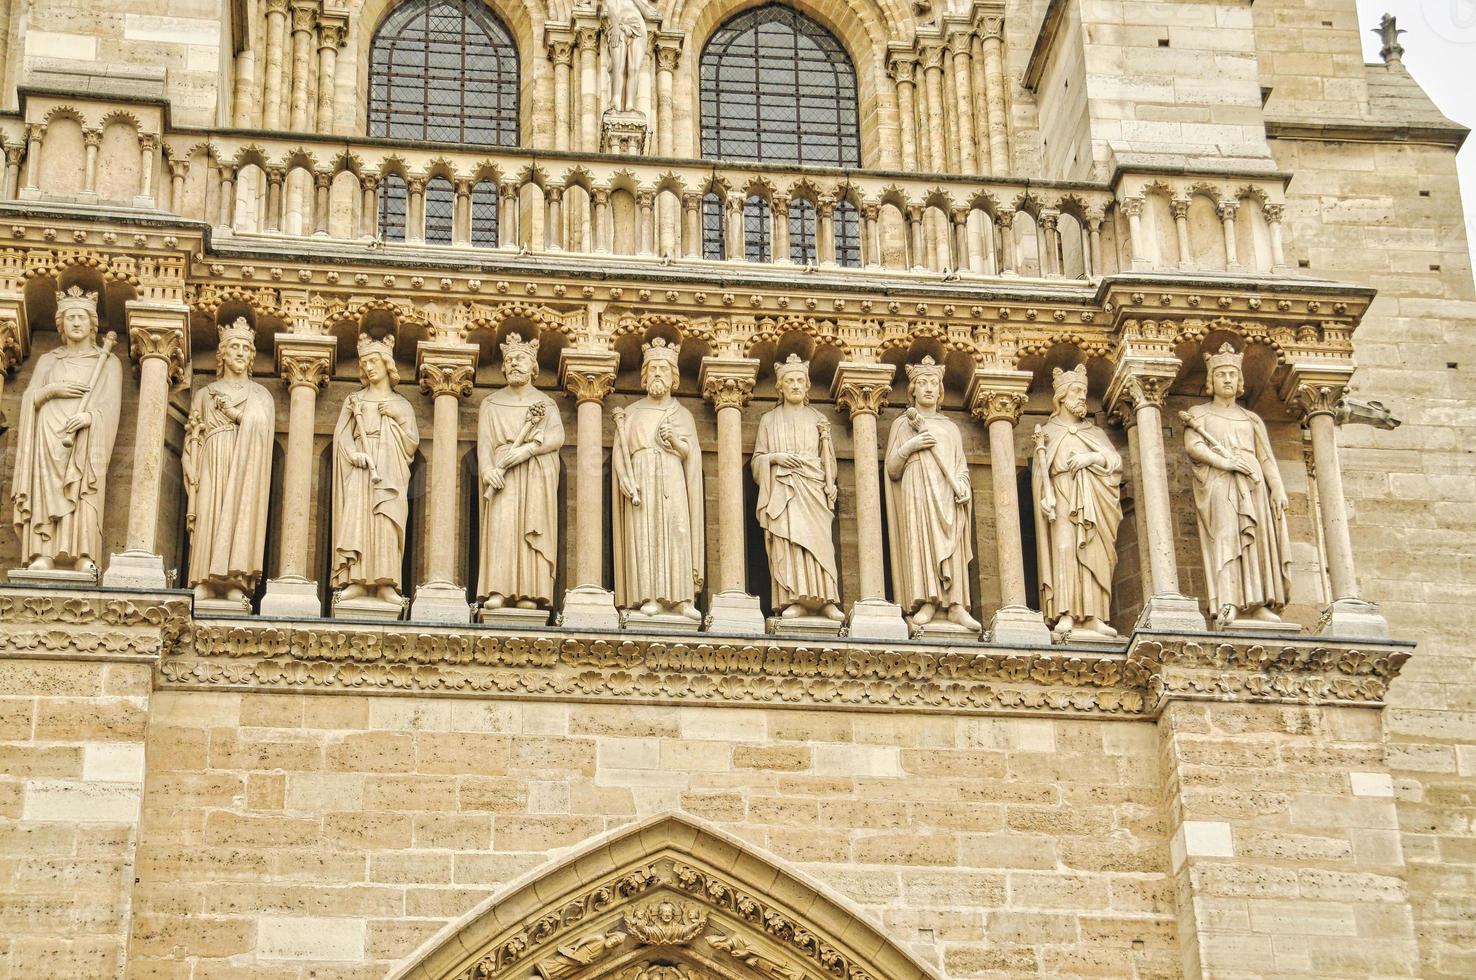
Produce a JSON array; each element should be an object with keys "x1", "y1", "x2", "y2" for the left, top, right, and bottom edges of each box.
[{"x1": 393, "y1": 814, "x2": 937, "y2": 980}]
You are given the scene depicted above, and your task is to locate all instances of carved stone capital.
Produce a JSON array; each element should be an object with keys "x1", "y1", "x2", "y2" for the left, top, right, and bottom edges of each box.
[
  {"x1": 1119, "y1": 197, "x2": 1144, "y2": 218},
  {"x1": 698, "y1": 356, "x2": 759, "y2": 411},
  {"x1": 265, "y1": 0, "x2": 290, "y2": 15},
  {"x1": 1282, "y1": 361, "x2": 1355, "y2": 424},
  {"x1": 83, "y1": 128, "x2": 102, "y2": 149},
  {"x1": 575, "y1": 25, "x2": 600, "y2": 51},
  {"x1": 1216, "y1": 201, "x2": 1239, "y2": 221},
  {"x1": 1038, "y1": 207, "x2": 1060, "y2": 231},
  {"x1": 967, "y1": 369, "x2": 1032, "y2": 426},
  {"x1": 289, "y1": 0, "x2": 317, "y2": 33},
  {"x1": 547, "y1": 37, "x2": 575, "y2": 66},
  {"x1": 1105, "y1": 355, "x2": 1181, "y2": 417},
  {"x1": 276, "y1": 334, "x2": 336, "y2": 391},
  {"x1": 0, "y1": 297, "x2": 29, "y2": 372},
  {"x1": 920, "y1": 45, "x2": 947, "y2": 71},
  {"x1": 417, "y1": 342, "x2": 479, "y2": 399},
  {"x1": 1170, "y1": 198, "x2": 1190, "y2": 220},
  {"x1": 1264, "y1": 203, "x2": 1286, "y2": 223},
  {"x1": 975, "y1": 14, "x2": 1005, "y2": 40},
  {"x1": 124, "y1": 300, "x2": 189, "y2": 383},
  {"x1": 948, "y1": 31, "x2": 975, "y2": 56},
  {"x1": 655, "y1": 32, "x2": 683, "y2": 72},
  {"x1": 831, "y1": 362, "x2": 895, "y2": 418},
  {"x1": 887, "y1": 52, "x2": 918, "y2": 84},
  {"x1": 559, "y1": 348, "x2": 619, "y2": 405},
  {"x1": 318, "y1": 17, "x2": 347, "y2": 49}
]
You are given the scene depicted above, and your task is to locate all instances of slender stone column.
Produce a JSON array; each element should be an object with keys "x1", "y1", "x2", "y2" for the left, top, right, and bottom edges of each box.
[
  {"x1": 1123, "y1": 198, "x2": 1150, "y2": 270},
  {"x1": 772, "y1": 198, "x2": 791, "y2": 264},
  {"x1": 950, "y1": 208, "x2": 970, "y2": 272},
  {"x1": 700, "y1": 357, "x2": 765, "y2": 634},
  {"x1": 1085, "y1": 209, "x2": 1104, "y2": 276},
  {"x1": 406, "y1": 176, "x2": 427, "y2": 244},
  {"x1": 832, "y1": 363, "x2": 908, "y2": 640},
  {"x1": 967, "y1": 369, "x2": 1051, "y2": 644},
  {"x1": 547, "y1": 185, "x2": 565, "y2": 250},
  {"x1": 409, "y1": 343, "x2": 478, "y2": 623},
  {"x1": 863, "y1": 203, "x2": 881, "y2": 268},
  {"x1": 1218, "y1": 201, "x2": 1240, "y2": 270},
  {"x1": 907, "y1": 204, "x2": 926, "y2": 271},
  {"x1": 261, "y1": 334, "x2": 337, "y2": 617},
  {"x1": 167, "y1": 157, "x2": 188, "y2": 215},
  {"x1": 82, "y1": 129, "x2": 101, "y2": 196},
  {"x1": 288, "y1": 1, "x2": 316, "y2": 131},
  {"x1": 499, "y1": 180, "x2": 519, "y2": 247},
  {"x1": 20, "y1": 124, "x2": 42, "y2": 199},
  {"x1": 817, "y1": 199, "x2": 836, "y2": 266},
  {"x1": 1039, "y1": 209, "x2": 1060, "y2": 276},
  {"x1": 921, "y1": 46, "x2": 947, "y2": 172},
  {"x1": 315, "y1": 15, "x2": 347, "y2": 135},
  {"x1": 593, "y1": 188, "x2": 612, "y2": 253},
  {"x1": 452, "y1": 179, "x2": 472, "y2": 245},
  {"x1": 1108, "y1": 402, "x2": 1155, "y2": 608},
  {"x1": 548, "y1": 32, "x2": 575, "y2": 152},
  {"x1": 233, "y1": 39, "x2": 258, "y2": 127},
  {"x1": 217, "y1": 164, "x2": 237, "y2": 231},
  {"x1": 263, "y1": 0, "x2": 290, "y2": 130},
  {"x1": 654, "y1": 35, "x2": 681, "y2": 156},
  {"x1": 134, "y1": 134, "x2": 157, "y2": 207},
  {"x1": 637, "y1": 191, "x2": 656, "y2": 256},
  {"x1": 978, "y1": 15, "x2": 1009, "y2": 175},
  {"x1": 949, "y1": 32, "x2": 979, "y2": 174},
  {"x1": 996, "y1": 208, "x2": 1017, "y2": 275},
  {"x1": 102, "y1": 302, "x2": 190, "y2": 589},
  {"x1": 559, "y1": 345, "x2": 621, "y2": 628},
  {"x1": 888, "y1": 53, "x2": 920, "y2": 172},
  {"x1": 1265, "y1": 203, "x2": 1287, "y2": 269},
  {"x1": 1171, "y1": 198, "x2": 1192, "y2": 269},
  {"x1": 3, "y1": 142, "x2": 23, "y2": 200},
  {"x1": 681, "y1": 192, "x2": 701, "y2": 258},
  {"x1": 360, "y1": 174, "x2": 379, "y2": 239},
  {"x1": 576, "y1": 24, "x2": 600, "y2": 151},
  {"x1": 725, "y1": 193, "x2": 744, "y2": 261},
  {"x1": 1105, "y1": 354, "x2": 1205, "y2": 630},
  {"x1": 1284, "y1": 364, "x2": 1390, "y2": 638},
  {"x1": 312, "y1": 170, "x2": 330, "y2": 236}
]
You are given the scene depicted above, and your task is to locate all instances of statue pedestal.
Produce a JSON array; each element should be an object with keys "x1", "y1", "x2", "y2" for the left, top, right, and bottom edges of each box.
[
  {"x1": 195, "y1": 595, "x2": 252, "y2": 618},
  {"x1": 986, "y1": 604, "x2": 1052, "y2": 646},
  {"x1": 915, "y1": 619, "x2": 981, "y2": 642},
  {"x1": 767, "y1": 615, "x2": 844, "y2": 639},
  {"x1": 259, "y1": 576, "x2": 323, "y2": 618},
  {"x1": 600, "y1": 109, "x2": 650, "y2": 155},
  {"x1": 409, "y1": 581, "x2": 473, "y2": 624},
  {"x1": 478, "y1": 605, "x2": 552, "y2": 628},
  {"x1": 559, "y1": 585, "x2": 620, "y2": 630},
  {"x1": 101, "y1": 550, "x2": 167, "y2": 589},
  {"x1": 1054, "y1": 626, "x2": 1124, "y2": 646},
  {"x1": 622, "y1": 608, "x2": 702, "y2": 633},
  {"x1": 1218, "y1": 616, "x2": 1304, "y2": 637},
  {"x1": 1317, "y1": 597, "x2": 1391, "y2": 641},
  {"x1": 1135, "y1": 593, "x2": 1208, "y2": 632},
  {"x1": 707, "y1": 591, "x2": 766, "y2": 636},
  {"x1": 7, "y1": 566, "x2": 98, "y2": 586},
  {"x1": 332, "y1": 593, "x2": 407, "y2": 622},
  {"x1": 845, "y1": 598, "x2": 909, "y2": 641}
]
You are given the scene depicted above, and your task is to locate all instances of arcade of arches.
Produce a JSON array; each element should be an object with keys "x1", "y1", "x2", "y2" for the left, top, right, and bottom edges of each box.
[{"x1": 0, "y1": 1, "x2": 1472, "y2": 979}]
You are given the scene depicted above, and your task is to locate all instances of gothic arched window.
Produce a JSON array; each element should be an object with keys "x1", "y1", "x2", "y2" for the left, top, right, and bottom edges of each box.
[
  {"x1": 368, "y1": 0, "x2": 520, "y2": 146},
  {"x1": 699, "y1": 5, "x2": 861, "y2": 169}
]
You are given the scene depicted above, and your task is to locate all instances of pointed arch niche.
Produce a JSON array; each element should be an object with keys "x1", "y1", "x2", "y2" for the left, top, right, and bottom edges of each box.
[{"x1": 392, "y1": 813, "x2": 937, "y2": 980}]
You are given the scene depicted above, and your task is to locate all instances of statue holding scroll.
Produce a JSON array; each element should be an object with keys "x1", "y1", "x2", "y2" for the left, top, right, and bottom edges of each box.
[
  {"x1": 332, "y1": 334, "x2": 420, "y2": 611},
  {"x1": 1032, "y1": 364, "x2": 1123, "y2": 641},
  {"x1": 476, "y1": 333, "x2": 565, "y2": 614},
  {"x1": 182, "y1": 318, "x2": 276, "y2": 608},
  {"x1": 11, "y1": 286, "x2": 122, "y2": 578},
  {"x1": 752, "y1": 354, "x2": 843, "y2": 622},
  {"x1": 1184, "y1": 343, "x2": 1292, "y2": 628},
  {"x1": 612, "y1": 337, "x2": 704, "y2": 622},
  {"x1": 884, "y1": 356, "x2": 981, "y2": 631}
]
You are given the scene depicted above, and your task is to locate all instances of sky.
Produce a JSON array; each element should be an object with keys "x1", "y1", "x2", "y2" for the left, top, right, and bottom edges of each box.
[{"x1": 1355, "y1": 1, "x2": 1476, "y2": 271}]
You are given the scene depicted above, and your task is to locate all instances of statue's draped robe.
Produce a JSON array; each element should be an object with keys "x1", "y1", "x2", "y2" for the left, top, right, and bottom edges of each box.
[
  {"x1": 884, "y1": 411, "x2": 973, "y2": 613},
  {"x1": 476, "y1": 388, "x2": 564, "y2": 605},
  {"x1": 12, "y1": 345, "x2": 122, "y2": 565},
  {"x1": 752, "y1": 404, "x2": 839, "y2": 608},
  {"x1": 332, "y1": 391, "x2": 419, "y2": 588},
  {"x1": 1032, "y1": 417, "x2": 1123, "y2": 624},
  {"x1": 612, "y1": 399, "x2": 704, "y2": 609},
  {"x1": 182, "y1": 379, "x2": 276, "y2": 589},
  {"x1": 1184, "y1": 402, "x2": 1291, "y2": 614}
]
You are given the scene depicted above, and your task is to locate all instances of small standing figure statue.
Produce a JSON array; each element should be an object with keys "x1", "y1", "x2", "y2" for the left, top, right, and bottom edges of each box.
[
  {"x1": 476, "y1": 332, "x2": 565, "y2": 618},
  {"x1": 752, "y1": 354, "x2": 843, "y2": 624},
  {"x1": 182, "y1": 318, "x2": 276, "y2": 611},
  {"x1": 884, "y1": 356, "x2": 981, "y2": 632},
  {"x1": 331, "y1": 334, "x2": 420, "y2": 615},
  {"x1": 611, "y1": 337, "x2": 704, "y2": 623},
  {"x1": 604, "y1": 0, "x2": 657, "y2": 112},
  {"x1": 1032, "y1": 364, "x2": 1124, "y2": 642},
  {"x1": 1183, "y1": 343, "x2": 1292, "y2": 629},
  {"x1": 11, "y1": 285, "x2": 122, "y2": 580}
]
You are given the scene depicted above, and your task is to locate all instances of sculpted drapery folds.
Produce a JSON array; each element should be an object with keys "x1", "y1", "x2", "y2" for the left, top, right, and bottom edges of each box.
[
  {"x1": 477, "y1": 332, "x2": 565, "y2": 612},
  {"x1": 182, "y1": 318, "x2": 276, "y2": 605},
  {"x1": 884, "y1": 356, "x2": 981, "y2": 631},
  {"x1": 612, "y1": 337, "x2": 705, "y2": 622},
  {"x1": 11, "y1": 286, "x2": 122, "y2": 576},
  {"x1": 1184, "y1": 343, "x2": 1292, "y2": 628},
  {"x1": 1032, "y1": 364, "x2": 1124, "y2": 641},
  {"x1": 604, "y1": 0, "x2": 657, "y2": 112},
  {"x1": 752, "y1": 354, "x2": 843, "y2": 622},
  {"x1": 332, "y1": 334, "x2": 420, "y2": 607}
]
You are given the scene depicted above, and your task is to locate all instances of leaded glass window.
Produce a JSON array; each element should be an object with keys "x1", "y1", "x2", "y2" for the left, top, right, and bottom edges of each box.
[
  {"x1": 702, "y1": 192, "x2": 725, "y2": 259},
  {"x1": 379, "y1": 174, "x2": 408, "y2": 242},
  {"x1": 368, "y1": 0, "x2": 520, "y2": 145},
  {"x1": 835, "y1": 199, "x2": 862, "y2": 267},
  {"x1": 425, "y1": 177, "x2": 455, "y2": 244},
  {"x1": 699, "y1": 6, "x2": 861, "y2": 169},
  {"x1": 744, "y1": 196, "x2": 772, "y2": 262},
  {"x1": 471, "y1": 179, "x2": 499, "y2": 247},
  {"x1": 789, "y1": 199, "x2": 817, "y2": 264}
]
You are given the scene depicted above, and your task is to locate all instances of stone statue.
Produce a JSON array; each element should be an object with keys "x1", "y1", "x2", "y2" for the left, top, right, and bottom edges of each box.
[
  {"x1": 182, "y1": 318, "x2": 276, "y2": 609},
  {"x1": 706, "y1": 934, "x2": 805, "y2": 980},
  {"x1": 476, "y1": 332, "x2": 565, "y2": 614},
  {"x1": 332, "y1": 334, "x2": 420, "y2": 612},
  {"x1": 11, "y1": 285, "x2": 122, "y2": 579},
  {"x1": 534, "y1": 932, "x2": 627, "y2": 979},
  {"x1": 1031, "y1": 364, "x2": 1123, "y2": 642},
  {"x1": 612, "y1": 337, "x2": 704, "y2": 622},
  {"x1": 1183, "y1": 343, "x2": 1292, "y2": 628},
  {"x1": 752, "y1": 354, "x2": 843, "y2": 623},
  {"x1": 884, "y1": 357, "x2": 980, "y2": 631},
  {"x1": 604, "y1": 0, "x2": 656, "y2": 113}
]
